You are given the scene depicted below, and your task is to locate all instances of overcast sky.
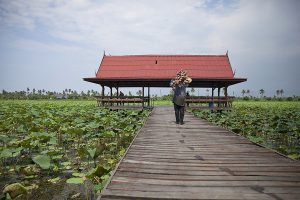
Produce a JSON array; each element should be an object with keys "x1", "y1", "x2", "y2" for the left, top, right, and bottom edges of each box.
[{"x1": 0, "y1": 0, "x2": 300, "y2": 97}]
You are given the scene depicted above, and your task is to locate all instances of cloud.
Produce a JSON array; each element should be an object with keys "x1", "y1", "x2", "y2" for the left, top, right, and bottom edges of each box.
[
  {"x1": 1, "y1": 0, "x2": 299, "y2": 55},
  {"x1": 0, "y1": 0, "x2": 300, "y2": 95},
  {"x1": 0, "y1": 0, "x2": 233, "y2": 53},
  {"x1": 12, "y1": 39, "x2": 81, "y2": 53}
]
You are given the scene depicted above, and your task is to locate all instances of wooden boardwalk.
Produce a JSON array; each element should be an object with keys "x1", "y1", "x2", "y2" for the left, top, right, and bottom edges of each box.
[{"x1": 99, "y1": 107, "x2": 300, "y2": 200}]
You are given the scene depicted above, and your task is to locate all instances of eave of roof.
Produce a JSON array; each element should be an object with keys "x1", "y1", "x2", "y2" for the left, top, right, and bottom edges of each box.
[{"x1": 83, "y1": 77, "x2": 247, "y2": 88}]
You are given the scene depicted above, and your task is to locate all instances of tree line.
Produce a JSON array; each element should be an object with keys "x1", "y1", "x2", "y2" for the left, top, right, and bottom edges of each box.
[
  {"x1": 0, "y1": 88, "x2": 299, "y2": 101},
  {"x1": 0, "y1": 88, "x2": 100, "y2": 100}
]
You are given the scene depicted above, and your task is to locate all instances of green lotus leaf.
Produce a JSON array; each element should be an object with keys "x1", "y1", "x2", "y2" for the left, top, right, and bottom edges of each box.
[
  {"x1": 32, "y1": 154, "x2": 51, "y2": 169},
  {"x1": 66, "y1": 177, "x2": 84, "y2": 184}
]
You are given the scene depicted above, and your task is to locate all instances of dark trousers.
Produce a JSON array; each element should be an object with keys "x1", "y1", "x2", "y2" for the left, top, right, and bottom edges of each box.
[{"x1": 174, "y1": 104, "x2": 185, "y2": 123}]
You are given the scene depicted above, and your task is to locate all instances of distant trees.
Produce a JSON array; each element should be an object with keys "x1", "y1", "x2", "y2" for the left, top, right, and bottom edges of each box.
[
  {"x1": 276, "y1": 89, "x2": 284, "y2": 97},
  {"x1": 241, "y1": 89, "x2": 246, "y2": 97},
  {"x1": 259, "y1": 89, "x2": 265, "y2": 97},
  {"x1": 190, "y1": 88, "x2": 195, "y2": 95},
  {"x1": 206, "y1": 89, "x2": 210, "y2": 96},
  {"x1": 0, "y1": 88, "x2": 100, "y2": 100},
  {"x1": 246, "y1": 89, "x2": 250, "y2": 96},
  {"x1": 241, "y1": 89, "x2": 251, "y2": 97}
]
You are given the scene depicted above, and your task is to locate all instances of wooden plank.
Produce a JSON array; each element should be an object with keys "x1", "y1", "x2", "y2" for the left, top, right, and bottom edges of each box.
[
  {"x1": 122, "y1": 159, "x2": 299, "y2": 167},
  {"x1": 101, "y1": 189, "x2": 275, "y2": 200},
  {"x1": 110, "y1": 176, "x2": 300, "y2": 187},
  {"x1": 119, "y1": 163, "x2": 300, "y2": 172},
  {"x1": 114, "y1": 171, "x2": 300, "y2": 181},
  {"x1": 107, "y1": 183, "x2": 300, "y2": 194}
]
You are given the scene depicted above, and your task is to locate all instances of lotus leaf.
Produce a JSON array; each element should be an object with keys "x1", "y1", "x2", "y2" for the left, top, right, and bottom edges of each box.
[
  {"x1": 32, "y1": 154, "x2": 51, "y2": 169},
  {"x1": 66, "y1": 177, "x2": 84, "y2": 184}
]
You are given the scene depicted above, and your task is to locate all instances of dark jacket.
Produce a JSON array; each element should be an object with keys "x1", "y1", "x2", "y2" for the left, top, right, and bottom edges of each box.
[{"x1": 172, "y1": 83, "x2": 188, "y2": 106}]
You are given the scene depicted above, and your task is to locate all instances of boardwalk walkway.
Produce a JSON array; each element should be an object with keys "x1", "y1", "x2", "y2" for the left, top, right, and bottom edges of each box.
[{"x1": 100, "y1": 107, "x2": 300, "y2": 200}]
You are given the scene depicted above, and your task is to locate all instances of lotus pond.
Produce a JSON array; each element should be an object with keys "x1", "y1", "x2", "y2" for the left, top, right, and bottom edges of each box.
[
  {"x1": 192, "y1": 101, "x2": 300, "y2": 160},
  {"x1": 0, "y1": 100, "x2": 151, "y2": 200}
]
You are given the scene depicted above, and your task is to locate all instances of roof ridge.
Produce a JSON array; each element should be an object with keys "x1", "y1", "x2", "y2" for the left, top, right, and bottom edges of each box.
[{"x1": 105, "y1": 54, "x2": 227, "y2": 57}]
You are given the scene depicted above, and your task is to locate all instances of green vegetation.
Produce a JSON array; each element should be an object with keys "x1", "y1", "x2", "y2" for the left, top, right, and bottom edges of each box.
[
  {"x1": 153, "y1": 100, "x2": 173, "y2": 106},
  {"x1": 0, "y1": 100, "x2": 150, "y2": 199},
  {"x1": 191, "y1": 101, "x2": 300, "y2": 160},
  {"x1": 0, "y1": 89, "x2": 100, "y2": 100}
]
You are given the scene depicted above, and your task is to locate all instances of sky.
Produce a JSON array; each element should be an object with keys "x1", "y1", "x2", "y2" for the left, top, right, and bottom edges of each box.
[{"x1": 0, "y1": 0, "x2": 300, "y2": 97}]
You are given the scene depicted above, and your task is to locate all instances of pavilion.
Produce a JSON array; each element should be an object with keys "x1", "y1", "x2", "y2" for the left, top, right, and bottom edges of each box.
[{"x1": 83, "y1": 53, "x2": 246, "y2": 109}]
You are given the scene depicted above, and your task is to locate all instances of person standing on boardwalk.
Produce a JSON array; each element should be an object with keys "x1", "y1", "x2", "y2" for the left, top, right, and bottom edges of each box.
[{"x1": 170, "y1": 70, "x2": 192, "y2": 125}]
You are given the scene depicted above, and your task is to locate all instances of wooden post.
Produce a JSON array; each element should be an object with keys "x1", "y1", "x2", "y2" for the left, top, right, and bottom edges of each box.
[
  {"x1": 224, "y1": 86, "x2": 228, "y2": 107},
  {"x1": 101, "y1": 85, "x2": 105, "y2": 106},
  {"x1": 116, "y1": 87, "x2": 119, "y2": 106},
  {"x1": 211, "y1": 87, "x2": 215, "y2": 110},
  {"x1": 110, "y1": 87, "x2": 113, "y2": 106},
  {"x1": 217, "y1": 87, "x2": 220, "y2": 108},
  {"x1": 148, "y1": 87, "x2": 150, "y2": 107},
  {"x1": 142, "y1": 87, "x2": 145, "y2": 108}
]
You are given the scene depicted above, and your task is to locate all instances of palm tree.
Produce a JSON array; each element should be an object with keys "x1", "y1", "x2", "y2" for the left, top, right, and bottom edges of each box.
[
  {"x1": 280, "y1": 89, "x2": 284, "y2": 97},
  {"x1": 206, "y1": 89, "x2": 210, "y2": 96},
  {"x1": 241, "y1": 89, "x2": 246, "y2": 97},
  {"x1": 190, "y1": 88, "x2": 195, "y2": 95},
  {"x1": 276, "y1": 90, "x2": 280, "y2": 97},
  {"x1": 136, "y1": 90, "x2": 142, "y2": 96},
  {"x1": 246, "y1": 89, "x2": 250, "y2": 96},
  {"x1": 222, "y1": 88, "x2": 226, "y2": 96},
  {"x1": 91, "y1": 89, "x2": 95, "y2": 96},
  {"x1": 259, "y1": 89, "x2": 265, "y2": 98}
]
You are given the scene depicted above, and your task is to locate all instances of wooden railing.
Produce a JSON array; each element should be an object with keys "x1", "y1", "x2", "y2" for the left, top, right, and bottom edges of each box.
[
  {"x1": 95, "y1": 96, "x2": 151, "y2": 108},
  {"x1": 185, "y1": 96, "x2": 234, "y2": 108}
]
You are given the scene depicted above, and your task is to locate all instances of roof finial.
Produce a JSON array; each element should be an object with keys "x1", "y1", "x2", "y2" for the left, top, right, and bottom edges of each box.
[
  {"x1": 226, "y1": 50, "x2": 228, "y2": 56},
  {"x1": 103, "y1": 50, "x2": 106, "y2": 56}
]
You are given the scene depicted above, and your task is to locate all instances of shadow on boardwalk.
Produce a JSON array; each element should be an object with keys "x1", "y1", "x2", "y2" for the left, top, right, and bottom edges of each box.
[{"x1": 99, "y1": 107, "x2": 300, "y2": 200}]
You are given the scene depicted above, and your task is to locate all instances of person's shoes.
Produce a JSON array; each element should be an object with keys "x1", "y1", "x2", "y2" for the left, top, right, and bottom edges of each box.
[
  {"x1": 176, "y1": 121, "x2": 179, "y2": 124},
  {"x1": 180, "y1": 122, "x2": 184, "y2": 125}
]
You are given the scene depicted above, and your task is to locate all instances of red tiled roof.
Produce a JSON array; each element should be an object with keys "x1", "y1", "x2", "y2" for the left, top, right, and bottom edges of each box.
[{"x1": 96, "y1": 54, "x2": 234, "y2": 79}]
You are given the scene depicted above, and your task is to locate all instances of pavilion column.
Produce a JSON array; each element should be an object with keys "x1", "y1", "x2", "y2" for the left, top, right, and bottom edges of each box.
[
  {"x1": 101, "y1": 85, "x2": 105, "y2": 106},
  {"x1": 110, "y1": 87, "x2": 113, "y2": 106},
  {"x1": 148, "y1": 87, "x2": 150, "y2": 107},
  {"x1": 116, "y1": 87, "x2": 119, "y2": 106},
  {"x1": 101, "y1": 85, "x2": 104, "y2": 96},
  {"x1": 142, "y1": 87, "x2": 145, "y2": 108},
  {"x1": 211, "y1": 87, "x2": 215, "y2": 109},
  {"x1": 217, "y1": 87, "x2": 220, "y2": 108},
  {"x1": 224, "y1": 86, "x2": 228, "y2": 107}
]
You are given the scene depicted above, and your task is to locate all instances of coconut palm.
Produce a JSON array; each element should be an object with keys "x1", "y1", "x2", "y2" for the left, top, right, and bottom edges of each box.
[
  {"x1": 190, "y1": 88, "x2": 195, "y2": 95},
  {"x1": 246, "y1": 89, "x2": 250, "y2": 96},
  {"x1": 280, "y1": 89, "x2": 284, "y2": 97},
  {"x1": 241, "y1": 89, "x2": 246, "y2": 97},
  {"x1": 276, "y1": 90, "x2": 280, "y2": 97},
  {"x1": 259, "y1": 89, "x2": 265, "y2": 98}
]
